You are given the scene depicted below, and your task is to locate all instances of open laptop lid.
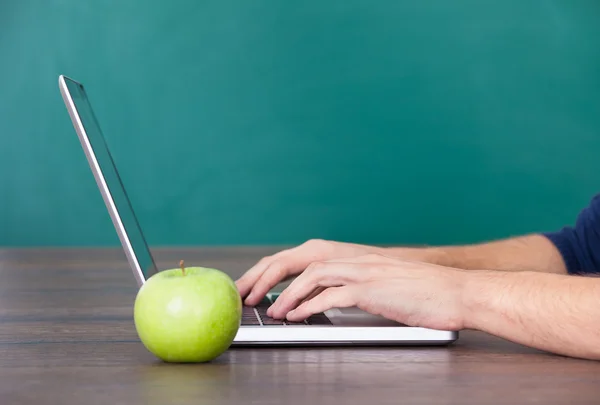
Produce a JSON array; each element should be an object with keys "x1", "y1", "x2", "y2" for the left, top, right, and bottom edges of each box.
[{"x1": 59, "y1": 75, "x2": 158, "y2": 287}]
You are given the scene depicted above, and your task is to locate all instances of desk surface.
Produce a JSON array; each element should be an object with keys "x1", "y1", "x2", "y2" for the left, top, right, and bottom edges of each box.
[{"x1": 1, "y1": 247, "x2": 600, "y2": 404}]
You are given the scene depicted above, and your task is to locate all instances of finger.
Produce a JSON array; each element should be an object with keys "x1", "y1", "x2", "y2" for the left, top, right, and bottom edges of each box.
[
  {"x1": 268, "y1": 262, "x2": 365, "y2": 318},
  {"x1": 242, "y1": 239, "x2": 351, "y2": 305},
  {"x1": 244, "y1": 257, "x2": 302, "y2": 306},
  {"x1": 271, "y1": 287, "x2": 324, "y2": 316},
  {"x1": 303, "y1": 286, "x2": 325, "y2": 302},
  {"x1": 243, "y1": 240, "x2": 337, "y2": 305},
  {"x1": 235, "y1": 255, "x2": 276, "y2": 298},
  {"x1": 286, "y1": 286, "x2": 358, "y2": 322},
  {"x1": 268, "y1": 280, "x2": 340, "y2": 319}
]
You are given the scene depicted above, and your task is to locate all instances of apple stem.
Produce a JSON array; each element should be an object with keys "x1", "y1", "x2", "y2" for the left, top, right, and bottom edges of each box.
[{"x1": 180, "y1": 260, "x2": 186, "y2": 276}]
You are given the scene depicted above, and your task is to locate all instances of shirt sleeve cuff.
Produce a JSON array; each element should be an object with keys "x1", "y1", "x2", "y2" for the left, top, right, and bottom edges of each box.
[{"x1": 542, "y1": 229, "x2": 580, "y2": 274}]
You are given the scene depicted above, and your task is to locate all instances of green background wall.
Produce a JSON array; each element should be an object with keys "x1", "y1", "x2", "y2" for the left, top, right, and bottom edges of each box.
[{"x1": 1, "y1": 1, "x2": 599, "y2": 247}]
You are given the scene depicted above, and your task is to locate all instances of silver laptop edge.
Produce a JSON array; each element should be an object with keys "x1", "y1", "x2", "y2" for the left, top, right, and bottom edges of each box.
[
  {"x1": 59, "y1": 75, "x2": 156, "y2": 287},
  {"x1": 59, "y1": 75, "x2": 458, "y2": 346}
]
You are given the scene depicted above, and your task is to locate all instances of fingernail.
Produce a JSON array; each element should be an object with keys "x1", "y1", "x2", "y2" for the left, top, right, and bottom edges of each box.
[{"x1": 244, "y1": 293, "x2": 254, "y2": 305}]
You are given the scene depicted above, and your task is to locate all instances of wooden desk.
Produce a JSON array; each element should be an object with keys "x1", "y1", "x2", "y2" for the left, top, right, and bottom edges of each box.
[{"x1": 1, "y1": 247, "x2": 600, "y2": 404}]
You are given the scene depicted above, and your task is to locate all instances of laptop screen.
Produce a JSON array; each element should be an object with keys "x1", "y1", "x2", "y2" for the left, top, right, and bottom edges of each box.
[{"x1": 63, "y1": 77, "x2": 158, "y2": 283}]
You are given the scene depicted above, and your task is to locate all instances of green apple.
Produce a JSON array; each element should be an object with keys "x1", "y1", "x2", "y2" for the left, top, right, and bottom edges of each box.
[{"x1": 133, "y1": 260, "x2": 242, "y2": 363}]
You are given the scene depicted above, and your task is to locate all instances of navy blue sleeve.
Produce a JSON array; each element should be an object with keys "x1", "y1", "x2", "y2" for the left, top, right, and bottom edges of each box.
[{"x1": 543, "y1": 194, "x2": 600, "y2": 275}]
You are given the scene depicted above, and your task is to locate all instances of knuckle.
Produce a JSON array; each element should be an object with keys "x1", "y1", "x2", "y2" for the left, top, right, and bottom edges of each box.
[
  {"x1": 304, "y1": 238, "x2": 327, "y2": 249},
  {"x1": 272, "y1": 245, "x2": 299, "y2": 260},
  {"x1": 321, "y1": 287, "x2": 337, "y2": 302},
  {"x1": 364, "y1": 253, "x2": 383, "y2": 261},
  {"x1": 305, "y1": 261, "x2": 318, "y2": 271},
  {"x1": 305, "y1": 261, "x2": 325, "y2": 275},
  {"x1": 268, "y1": 261, "x2": 286, "y2": 278},
  {"x1": 255, "y1": 255, "x2": 274, "y2": 267},
  {"x1": 262, "y1": 255, "x2": 274, "y2": 262}
]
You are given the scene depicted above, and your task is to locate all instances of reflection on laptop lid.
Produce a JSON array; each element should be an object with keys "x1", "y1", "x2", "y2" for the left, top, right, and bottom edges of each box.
[{"x1": 59, "y1": 75, "x2": 158, "y2": 286}]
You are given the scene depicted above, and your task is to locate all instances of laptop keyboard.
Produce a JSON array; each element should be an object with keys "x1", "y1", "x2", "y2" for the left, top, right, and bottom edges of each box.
[{"x1": 242, "y1": 296, "x2": 332, "y2": 326}]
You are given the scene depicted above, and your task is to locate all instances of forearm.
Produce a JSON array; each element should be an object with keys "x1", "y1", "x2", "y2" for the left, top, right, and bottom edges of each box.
[
  {"x1": 386, "y1": 234, "x2": 568, "y2": 274},
  {"x1": 463, "y1": 270, "x2": 600, "y2": 360}
]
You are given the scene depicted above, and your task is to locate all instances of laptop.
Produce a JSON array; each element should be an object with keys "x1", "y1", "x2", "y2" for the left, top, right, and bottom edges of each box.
[{"x1": 58, "y1": 75, "x2": 458, "y2": 346}]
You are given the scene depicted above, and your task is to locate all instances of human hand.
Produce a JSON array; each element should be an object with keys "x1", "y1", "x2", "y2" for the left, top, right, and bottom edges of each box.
[
  {"x1": 266, "y1": 253, "x2": 468, "y2": 331},
  {"x1": 235, "y1": 239, "x2": 384, "y2": 306}
]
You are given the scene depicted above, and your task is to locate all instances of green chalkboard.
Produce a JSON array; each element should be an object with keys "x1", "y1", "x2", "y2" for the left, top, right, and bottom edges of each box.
[{"x1": 1, "y1": 1, "x2": 599, "y2": 247}]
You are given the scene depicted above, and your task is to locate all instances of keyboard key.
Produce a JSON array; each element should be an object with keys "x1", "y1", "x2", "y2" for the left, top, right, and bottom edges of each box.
[
  {"x1": 261, "y1": 317, "x2": 285, "y2": 326},
  {"x1": 241, "y1": 318, "x2": 261, "y2": 326},
  {"x1": 240, "y1": 295, "x2": 332, "y2": 326},
  {"x1": 306, "y1": 314, "x2": 332, "y2": 325},
  {"x1": 241, "y1": 306, "x2": 261, "y2": 325},
  {"x1": 284, "y1": 320, "x2": 307, "y2": 326},
  {"x1": 255, "y1": 302, "x2": 273, "y2": 317}
]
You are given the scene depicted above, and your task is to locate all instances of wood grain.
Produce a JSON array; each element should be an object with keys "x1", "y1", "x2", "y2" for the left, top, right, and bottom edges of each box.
[{"x1": 1, "y1": 247, "x2": 600, "y2": 405}]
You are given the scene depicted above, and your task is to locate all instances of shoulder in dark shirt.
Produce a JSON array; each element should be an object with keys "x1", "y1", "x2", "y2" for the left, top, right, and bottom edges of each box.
[{"x1": 544, "y1": 194, "x2": 600, "y2": 274}]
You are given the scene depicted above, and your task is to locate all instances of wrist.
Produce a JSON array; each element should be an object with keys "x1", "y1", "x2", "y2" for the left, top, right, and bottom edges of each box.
[
  {"x1": 460, "y1": 270, "x2": 511, "y2": 330},
  {"x1": 461, "y1": 270, "x2": 539, "y2": 331}
]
